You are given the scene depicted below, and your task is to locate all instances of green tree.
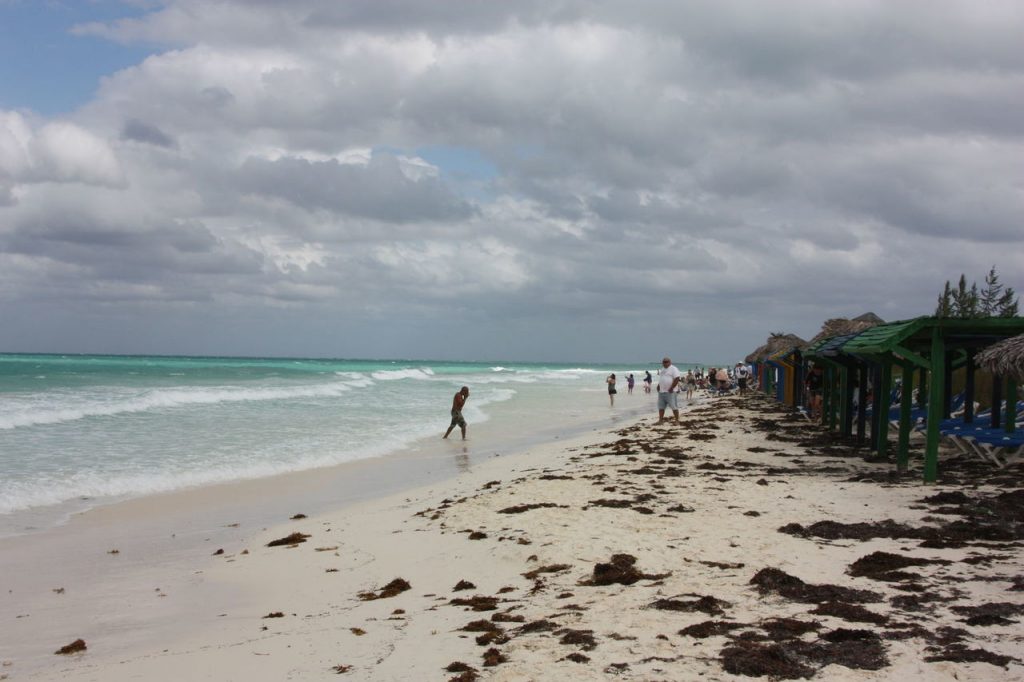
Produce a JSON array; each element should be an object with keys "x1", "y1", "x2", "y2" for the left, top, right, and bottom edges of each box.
[
  {"x1": 979, "y1": 266, "x2": 1002, "y2": 316},
  {"x1": 997, "y1": 287, "x2": 1019, "y2": 317},
  {"x1": 934, "y1": 267, "x2": 1018, "y2": 319},
  {"x1": 951, "y1": 274, "x2": 979, "y2": 318},
  {"x1": 935, "y1": 280, "x2": 953, "y2": 318}
]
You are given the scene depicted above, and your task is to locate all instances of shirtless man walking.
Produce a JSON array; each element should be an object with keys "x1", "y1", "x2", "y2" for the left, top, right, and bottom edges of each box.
[{"x1": 443, "y1": 386, "x2": 470, "y2": 440}]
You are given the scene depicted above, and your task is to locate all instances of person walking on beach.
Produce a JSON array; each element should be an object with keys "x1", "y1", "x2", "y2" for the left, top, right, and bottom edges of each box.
[
  {"x1": 606, "y1": 373, "x2": 617, "y2": 406},
  {"x1": 685, "y1": 370, "x2": 696, "y2": 400},
  {"x1": 643, "y1": 370, "x2": 653, "y2": 393},
  {"x1": 627, "y1": 373, "x2": 635, "y2": 394},
  {"x1": 657, "y1": 357, "x2": 681, "y2": 423},
  {"x1": 443, "y1": 386, "x2": 470, "y2": 440},
  {"x1": 806, "y1": 365, "x2": 824, "y2": 421},
  {"x1": 735, "y1": 362, "x2": 750, "y2": 396}
]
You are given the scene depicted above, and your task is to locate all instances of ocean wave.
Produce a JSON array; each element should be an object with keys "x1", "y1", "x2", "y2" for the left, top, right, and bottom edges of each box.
[
  {"x1": 370, "y1": 368, "x2": 435, "y2": 381},
  {"x1": 0, "y1": 381, "x2": 363, "y2": 431},
  {"x1": 0, "y1": 418, "x2": 448, "y2": 515}
]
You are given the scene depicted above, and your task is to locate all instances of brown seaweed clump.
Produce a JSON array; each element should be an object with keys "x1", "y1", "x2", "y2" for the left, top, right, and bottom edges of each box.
[
  {"x1": 579, "y1": 554, "x2": 670, "y2": 586},
  {"x1": 445, "y1": 661, "x2": 479, "y2": 680},
  {"x1": 498, "y1": 503, "x2": 567, "y2": 514},
  {"x1": 720, "y1": 641, "x2": 815, "y2": 679},
  {"x1": 358, "y1": 578, "x2": 411, "y2": 600},
  {"x1": 450, "y1": 595, "x2": 500, "y2": 611},
  {"x1": 558, "y1": 628, "x2": 598, "y2": 650},
  {"x1": 750, "y1": 567, "x2": 881, "y2": 604},
  {"x1": 721, "y1": 628, "x2": 889, "y2": 678},
  {"x1": 266, "y1": 532, "x2": 311, "y2": 547},
  {"x1": 522, "y1": 563, "x2": 572, "y2": 580},
  {"x1": 649, "y1": 595, "x2": 730, "y2": 616},
  {"x1": 55, "y1": 639, "x2": 87, "y2": 655},
  {"x1": 678, "y1": 621, "x2": 745, "y2": 638},
  {"x1": 482, "y1": 647, "x2": 507, "y2": 666},
  {"x1": 847, "y1": 551, "x2": 950, "y2": 581}
]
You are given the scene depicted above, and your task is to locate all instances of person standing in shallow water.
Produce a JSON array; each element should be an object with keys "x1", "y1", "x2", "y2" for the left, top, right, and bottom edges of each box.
[
  {"x1": 606, "y1": 373, "x2": 617, "y2": 406},
  {"x1": 443, "y1": 386, "x2": 470, "y2": 440}
]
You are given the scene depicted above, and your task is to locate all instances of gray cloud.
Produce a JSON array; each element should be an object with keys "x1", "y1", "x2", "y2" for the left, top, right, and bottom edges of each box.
[
  {"x1": 2, "y1": 0, "x2": 1021, "y2": 362},
  {"x1": 236, "y1": 153, "x2": 475, "y2": 223},
  {"x1": 121, "y1": 118, "x2": 177, "y2": 148}
]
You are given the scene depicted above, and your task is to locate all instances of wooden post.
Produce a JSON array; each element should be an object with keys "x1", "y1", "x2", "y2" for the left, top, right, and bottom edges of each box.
[
  {"x1": 828, "y1": 366, "x2": 839, "y2": 432},
  {"x1": 856, "y1": 364, "x2": 868, "y2": 444},
  {"x1": 1006, "y1": 378, "x2": 1018, "y2": 433},
  {"x1": 820, "y1": 365, "x2": 831, "y2": 428},
  {"x1": 924, "y1": 328, "x2": 945, "y2": 484},
  {"x1": 897, "y1": 360, "x2": 913, "y2": 472},
  {"x1": 991, "y1": 374, "x2": 1003, "y2": 429},
  {"x1": 839, "y1": 365, "x2": 851, "y2": 436},
  {"x1": 917, "y1": 369, "x2": 927, "y2": 409},
  {"x1": 964, "y1": 350, "x2": 975, "y2": 423},
  {"x1": 943, "y1": 354, "x2": 953, "y2": 419},
  {"x1": 876, "y1": 358, "x2": 892, "y2": 458},
  {"x1": 870, "y1": 364, "x2": 882, "y2": 447}
]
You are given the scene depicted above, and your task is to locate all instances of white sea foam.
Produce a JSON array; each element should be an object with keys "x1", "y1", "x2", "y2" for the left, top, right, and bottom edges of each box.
[
  {"x1": 0, "y1": 381, "x2": 363, "y2": 431},
  {"x1": 370, "y1": 367, "x2": 435, "y2": 381},
  {"x1": 0, "y1": 440, "x2": 418, "y2": 514},
  {"x1": 0, "y1": 355, "x2": 626, "y2": 527}
]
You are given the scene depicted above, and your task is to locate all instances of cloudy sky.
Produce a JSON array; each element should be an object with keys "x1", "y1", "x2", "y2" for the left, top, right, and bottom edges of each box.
[{"x1": 1, "y1": 0, "x2": 1021, "y2": 364}]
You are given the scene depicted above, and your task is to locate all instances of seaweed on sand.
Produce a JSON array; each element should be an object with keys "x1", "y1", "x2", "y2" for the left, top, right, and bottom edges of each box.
[
  {"x1": 358, "y1": 578, "x2": 411, "y2": 600},
  {"x1": 750, "y1": 567, "x2": 881, "y2": 604},
  {"x1": 579, "y1": 554, "x2": 670, "y2": 586}
]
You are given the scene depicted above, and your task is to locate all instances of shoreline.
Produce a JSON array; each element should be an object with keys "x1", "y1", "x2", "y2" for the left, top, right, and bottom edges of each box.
[
  {"x1": 0, "y1": 391, "x2": 672, "y2": 678},
  {"x1": 5, "y1": 393, "x2": 1022, "y2": 681},
  {"x1": 0, "y1": 380, "x2": 658, "y2": 540}
]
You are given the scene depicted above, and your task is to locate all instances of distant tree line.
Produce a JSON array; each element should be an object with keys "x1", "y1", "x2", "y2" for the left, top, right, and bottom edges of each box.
[{"x1": 935, "y1": 266, "x2": 1019, "y2": 319}]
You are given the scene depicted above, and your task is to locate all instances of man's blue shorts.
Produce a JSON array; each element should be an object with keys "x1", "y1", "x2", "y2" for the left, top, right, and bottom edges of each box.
[{"x1": 658, "y1": 392, "x2": 679, "y2": 411}]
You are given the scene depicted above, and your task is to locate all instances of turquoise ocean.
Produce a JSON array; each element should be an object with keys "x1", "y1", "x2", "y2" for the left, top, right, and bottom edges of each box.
[{"x1": 0, "y1": 354, "x2": 677, "y2": 536}]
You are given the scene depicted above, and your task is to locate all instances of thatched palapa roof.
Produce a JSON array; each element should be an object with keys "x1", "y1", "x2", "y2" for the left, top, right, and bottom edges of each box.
[
  {"x1": 809, "y1": 313, "x2": 884, "y2": 344},
  {"x1": 976, "y1": 333, "x2": 1024, "y2": 382},
  {"x1": 745, "y1": 333, "x2": 808, "y2": 363}
]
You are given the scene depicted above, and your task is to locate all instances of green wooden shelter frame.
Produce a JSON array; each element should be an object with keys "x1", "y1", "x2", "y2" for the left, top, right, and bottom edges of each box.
[{"x1": 813, "y1": 316, "x2": 1024, "y2": 483}]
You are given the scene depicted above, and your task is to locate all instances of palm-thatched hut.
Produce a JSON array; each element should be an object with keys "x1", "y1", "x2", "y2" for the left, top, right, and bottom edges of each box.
[
  {"x1": 809, "y1": 313, "x2": 884, "y2": 344},
  {"x1": 976, "y1": 333, "x2": 1024, "y2": 382},
  {"x1": 747, "y1": 333, "x2": 808, "y2": 363},
  {"x1": 744, "y1": 343, "x2": 768, "y2": 364},
  {"x1": 746, "y1": 333, "x2": 808, "y2": 406}
]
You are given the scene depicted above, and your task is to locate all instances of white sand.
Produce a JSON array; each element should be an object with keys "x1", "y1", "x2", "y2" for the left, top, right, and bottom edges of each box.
[{"x1": 4, "y1": 394, "x2": 1023, "y2": 681}]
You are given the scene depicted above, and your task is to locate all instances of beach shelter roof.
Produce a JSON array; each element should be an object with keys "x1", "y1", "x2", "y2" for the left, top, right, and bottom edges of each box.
[
  {"x1": 804, "y1": 332, "x2": 863, "y2": 361},
  {"x1": 842, "y1": 316, "x2": 1024, "y2": 362},
  {"x1": 975, "y1": 333, "x2": 1024, "y2": 381},
  {"x1": 809, "y1": 314, "x2": 884, "y2": 344},
  {"x1": 852, "y1": 312, "x2": 885, "y2": 324},
  {"x1": 744, "y1": 344, "x2": 769, "y2": 364},
  {"x1": 747, "y1": 333, "x2": 807, "y2": 363}
]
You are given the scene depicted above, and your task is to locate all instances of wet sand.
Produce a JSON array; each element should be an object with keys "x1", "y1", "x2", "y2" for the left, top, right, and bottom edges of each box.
[{"x1": 4, "y1": 392, "x2": 1023, "y2": 681}]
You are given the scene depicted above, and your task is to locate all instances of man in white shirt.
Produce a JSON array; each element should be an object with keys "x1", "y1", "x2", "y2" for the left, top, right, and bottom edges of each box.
[
  {"x1": 657, "y1": 357, "x2": 682, "y2": 423},
  {"x1": 735, "y1": 362, "x2": 750, "y2": 396}
]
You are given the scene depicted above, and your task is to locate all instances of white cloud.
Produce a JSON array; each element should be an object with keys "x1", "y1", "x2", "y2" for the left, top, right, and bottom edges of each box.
[
  {"x1": 2, "y1": 0, "x2": 1022, "y2": 361},
  {"x1": 0, "y1": 112, "x2": 124, "y2": 187}
]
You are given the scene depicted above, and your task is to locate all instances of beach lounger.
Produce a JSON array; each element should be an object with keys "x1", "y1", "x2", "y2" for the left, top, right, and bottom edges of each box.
[{"x1": 960, "y1": 428, "x2": 1024, "y2": 467}]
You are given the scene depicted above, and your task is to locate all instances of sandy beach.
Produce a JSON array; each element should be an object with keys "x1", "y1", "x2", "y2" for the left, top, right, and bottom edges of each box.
[{"x1": 4, "y1": 392, "x2": 1023, "y2": 681}]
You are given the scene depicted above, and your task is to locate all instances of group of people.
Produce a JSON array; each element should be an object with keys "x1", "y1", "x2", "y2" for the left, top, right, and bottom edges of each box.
[
  {"x1": 605, "y1": 370, "x2": 657, "y2": 405},
  {"x1": 607, "y1": 359, "x2": 753, "y2": 421},
  {"x1": 444, "y1": 360, "x2": 755, "y2": 439}
]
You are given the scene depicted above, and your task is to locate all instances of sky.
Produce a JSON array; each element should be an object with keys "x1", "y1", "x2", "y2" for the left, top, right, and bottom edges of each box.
[{"x1": 0, "y1": 0, "x2": 1022, "y2": 364}]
